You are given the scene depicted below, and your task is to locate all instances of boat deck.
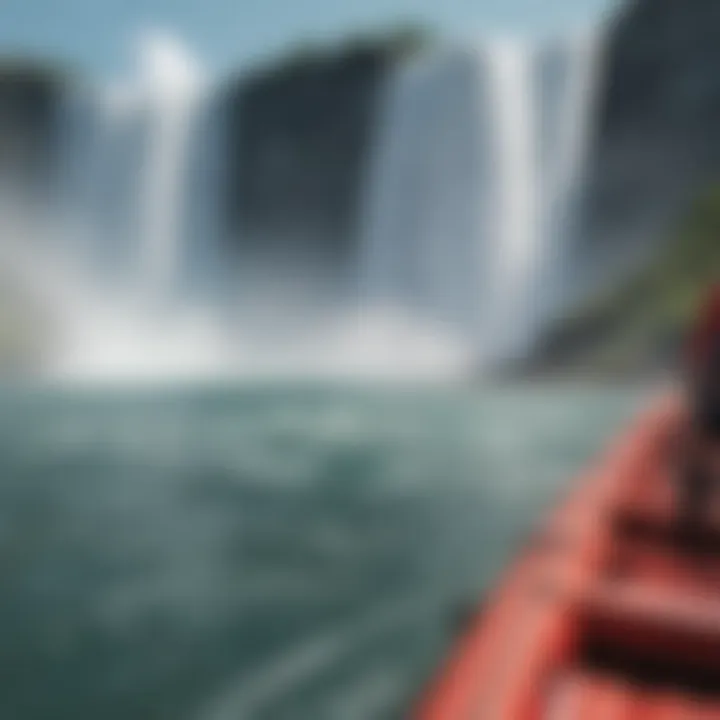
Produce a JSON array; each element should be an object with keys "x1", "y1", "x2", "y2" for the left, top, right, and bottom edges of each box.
[{"x1": 417, "y1": 404, "x2": 720, "y2": 719}]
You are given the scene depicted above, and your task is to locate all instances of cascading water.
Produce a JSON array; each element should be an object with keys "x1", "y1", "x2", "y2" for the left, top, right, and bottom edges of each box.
[
  {"x1": 532, "y1": 31, "x2": 604, "y2": 340},
  {"x1": 134, "y1": 32, "x2": 205, "y2": 306},
  {"x1": 45, "y1": 32, "x2": 236, "y2": 380},
  {"x1": 359, "y1": 31, "x2": 603, "y2": 368},
  {"x1": 483, "y1": 39, "x2": 538, "y2": 362},
  {"x1": 358, "y1": 48, "x2": 491, "y2": 336},
  {"x1": 2, "y1": 28, "x2": 602, "y2": 380}
]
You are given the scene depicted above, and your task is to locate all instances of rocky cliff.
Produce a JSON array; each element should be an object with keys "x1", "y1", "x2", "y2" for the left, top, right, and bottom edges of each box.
[
  {"x1": 0, "y1": 63, "x2": 66, "y2": 372},
  {"x1": 579, "y1": 0, "x2": 720, "y2": 269},
  {"x1": 532, "y1": 0, "x2": 720, "y2": 374},
  {"x1": 217, "y1": 30, "x2": 427, "y2": 298},
  {"x1": 0, "y1": 63, "x2": 66, "y2": 207}
]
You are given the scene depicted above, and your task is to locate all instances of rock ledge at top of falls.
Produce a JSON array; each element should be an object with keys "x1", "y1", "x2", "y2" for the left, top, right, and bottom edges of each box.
[{"x1": 216, "y1": 27, "x2": 430, "y2": 274}]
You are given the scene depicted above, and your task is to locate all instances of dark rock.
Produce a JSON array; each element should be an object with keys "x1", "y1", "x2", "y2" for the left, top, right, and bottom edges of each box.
[
  {"x1": 0, "y1": 63, "x2": 69, "y2": 207},
  {"x1": 216, "y1": 30, "x2": 428, "y2": 299},
  {"x1": 527, "y1": 0, "x2": 720, "y2": 375},
  {"x1": 575, "y1": 0, "x2": 720, "y2": 288}
]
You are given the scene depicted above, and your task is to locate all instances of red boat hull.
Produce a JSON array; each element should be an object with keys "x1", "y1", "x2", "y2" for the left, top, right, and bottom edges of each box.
[{"x1": 416, "y1": 400, "x2": 720, "y2": 719}]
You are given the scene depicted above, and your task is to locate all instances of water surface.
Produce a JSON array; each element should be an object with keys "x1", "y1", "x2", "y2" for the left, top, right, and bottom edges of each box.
[{"x1": 0, "y1": 384, "x2": 642, "y2": 719}]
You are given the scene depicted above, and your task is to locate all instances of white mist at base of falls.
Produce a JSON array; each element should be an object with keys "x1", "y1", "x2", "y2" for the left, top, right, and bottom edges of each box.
[{"x1": 5, "y1": 28, "x2": 602, "y2": 382}]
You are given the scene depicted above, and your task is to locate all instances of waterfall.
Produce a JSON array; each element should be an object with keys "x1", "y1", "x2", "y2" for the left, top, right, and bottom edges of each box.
[
  {"x1": 358, "y1": 48, "x2": 491, "y2": 336},
  {"x1": 533, "y1": 31, "x2": 604, "y2": 334},
  {"x1": 134, "y1": 32, "x2": 205, "y2": 306},
  {"x1": 45, "y1": 33, "x2": 235, "y2": 380},
  {"x1": 483, "y1": 40, "x2": 538, "y2": 362},
  {"x1": 0, "y1": 28, "x2": 603, "y2": 380},
  {"x1": 359, "y1": 31, "x2": 603, "y2": 367},
  {"x1": 54, "y1": 32, "x2": 208, "y2": 307}
]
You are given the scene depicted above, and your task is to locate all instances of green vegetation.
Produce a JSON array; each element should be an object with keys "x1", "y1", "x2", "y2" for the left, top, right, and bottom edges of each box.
[{"x1": 536, "y1": 186, "x2": 720, "y2": 375}]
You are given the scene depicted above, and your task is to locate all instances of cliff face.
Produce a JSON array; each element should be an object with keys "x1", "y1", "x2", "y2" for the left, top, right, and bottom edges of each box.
[
  {"x1": 0, "y1": 64, "x2": 66, "y2": 372},
  {"x1": 530, "y1": 0, "x2": 720, "y2": 374},
  {"x1": 576, "y1": 0, "x2": 720, "y2": 283},
  {"x1": 218, "y1": 35, "x2": 423, "y2": 297},
  {"x1": 0, "y1": 65, "x2": 66, "y2": 208}
]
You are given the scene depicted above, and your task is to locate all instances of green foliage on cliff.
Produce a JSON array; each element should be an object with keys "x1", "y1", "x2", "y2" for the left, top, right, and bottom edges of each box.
[{"x1": 536, "y1": 185, "x2": 720, "y2": 375}]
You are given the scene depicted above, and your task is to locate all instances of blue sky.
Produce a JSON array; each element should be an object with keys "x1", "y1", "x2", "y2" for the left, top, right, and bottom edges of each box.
[{"x1": 0, "y1": 0, "x2": 620, "y2": 77}]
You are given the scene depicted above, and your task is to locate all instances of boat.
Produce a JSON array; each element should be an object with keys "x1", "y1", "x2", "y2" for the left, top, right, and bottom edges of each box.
[{"x1": 415, "y1": 399, "x2": 720, "y2": 718}]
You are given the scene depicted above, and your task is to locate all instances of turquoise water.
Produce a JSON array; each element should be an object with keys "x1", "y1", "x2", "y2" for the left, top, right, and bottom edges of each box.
[{"x1": 0, "y1": 384, "x2": 642, "y2": 719}]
